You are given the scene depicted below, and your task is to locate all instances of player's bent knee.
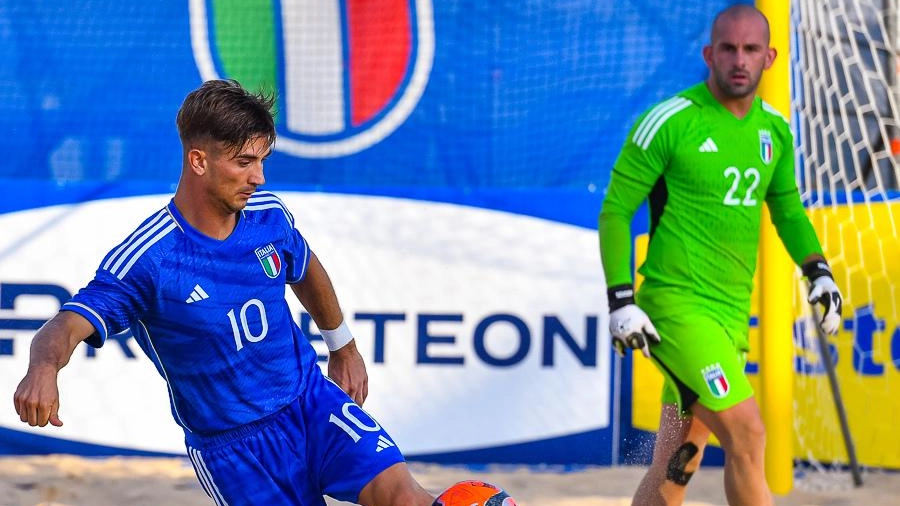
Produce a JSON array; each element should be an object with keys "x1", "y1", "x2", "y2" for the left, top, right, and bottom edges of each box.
[
  {"x1": 666, "y1": 442, "x2": 699, "y2": 486},
  {"x1": 721, "y1": 414, "x2": 766, "y2": 456}
]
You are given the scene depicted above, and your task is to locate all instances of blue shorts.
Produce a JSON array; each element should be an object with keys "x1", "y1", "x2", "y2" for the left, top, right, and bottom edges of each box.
[{"x1": 183, "y1": 368, "x2": 405, "y2": 505}]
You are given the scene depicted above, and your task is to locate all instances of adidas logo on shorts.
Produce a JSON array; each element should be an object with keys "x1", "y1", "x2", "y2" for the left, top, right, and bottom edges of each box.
[{"x1": 376, "y1": 435, "x2": 395, "y2": 452}]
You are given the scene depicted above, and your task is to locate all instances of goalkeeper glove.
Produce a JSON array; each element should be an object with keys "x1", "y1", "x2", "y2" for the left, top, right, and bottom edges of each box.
[
  {"x1": 803, "y1": 260, "x2": 843, "y2": 335},
  {"x1": 607, "y1": 284, "x2": 660, "y2": 358}
]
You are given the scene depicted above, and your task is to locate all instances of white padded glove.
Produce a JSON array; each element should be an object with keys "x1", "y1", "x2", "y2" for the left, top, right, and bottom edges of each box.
[
  {"x1": 607, "y1": 285, "x2": 660, "y2": 358},
  {"x1": 804, "y1": 260, "x2": 843, "y2": 335}
]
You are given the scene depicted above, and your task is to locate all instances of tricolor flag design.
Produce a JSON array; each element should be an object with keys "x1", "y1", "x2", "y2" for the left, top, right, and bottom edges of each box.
[
  {"x1": 702, "y1": 363, "x2": 730, "y2": 398},
  {"x1": 190, "y1": 0, "x2": 434, "y2": 157},
  {"x1": 255, "y1": 243, "x2": 282, "y2": 278},
  {"x1": 759, "y1": 129, "x2": 773, "y2": 165}
]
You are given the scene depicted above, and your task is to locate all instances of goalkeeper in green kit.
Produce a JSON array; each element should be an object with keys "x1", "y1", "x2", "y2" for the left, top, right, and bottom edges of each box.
[{"x1": 598, "y1": 5, "x2": 843, "y2": 506}]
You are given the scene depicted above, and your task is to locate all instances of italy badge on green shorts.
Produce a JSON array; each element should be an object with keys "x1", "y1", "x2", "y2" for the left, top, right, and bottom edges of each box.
[{"x1": 702, "y1": 363, "x2": 730, "y2": 398}]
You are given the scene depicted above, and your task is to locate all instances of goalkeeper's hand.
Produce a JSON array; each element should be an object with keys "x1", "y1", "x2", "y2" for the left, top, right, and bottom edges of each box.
[
  {"x1": 607, "y1": 285, "x2": 660, "y2": 358},
  {"x1": 803, "y1": 259, "x2": 843, "y2": 335}
]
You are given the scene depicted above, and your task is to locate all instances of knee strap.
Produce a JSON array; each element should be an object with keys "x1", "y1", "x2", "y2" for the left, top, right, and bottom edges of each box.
[{"x1": 666, "y1": 442, "x2": 699, "y2": 486}]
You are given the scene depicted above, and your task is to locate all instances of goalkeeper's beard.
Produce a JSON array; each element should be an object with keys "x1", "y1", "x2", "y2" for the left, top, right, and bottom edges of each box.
[{"x1": 713, "y1": 69, "x2": 762, "y2": 100}]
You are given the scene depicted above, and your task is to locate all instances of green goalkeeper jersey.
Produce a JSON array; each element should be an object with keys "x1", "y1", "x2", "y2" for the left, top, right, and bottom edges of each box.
[{"x1": 599, "y1": 82, "x2": 823, "y2": 323}]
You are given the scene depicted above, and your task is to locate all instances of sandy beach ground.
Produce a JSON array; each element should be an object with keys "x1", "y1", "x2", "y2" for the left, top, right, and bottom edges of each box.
[{"x1": 0, "y1": 455, "x2": 897, "y2": 506}]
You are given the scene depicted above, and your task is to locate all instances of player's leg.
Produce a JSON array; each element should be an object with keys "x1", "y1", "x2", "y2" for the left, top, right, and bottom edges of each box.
[
  {"x1": 691, "y1": 398, "x2": 772, "y2": 506},
  {"x1": 305, "y1": 371, "x2": 434, "y2": 505},
  {"x1": 640, "y1": 307, "x2": 764, "y2": 506},
  {"x1": 357, "y1": 462, "x2": 433, "y2": 506},
  {"x1": 632, "y1": 403, "x2": 710, "y2": 506}
]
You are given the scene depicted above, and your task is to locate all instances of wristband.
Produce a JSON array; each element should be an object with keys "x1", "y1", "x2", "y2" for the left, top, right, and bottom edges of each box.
[
  {"x1": 320, "y1": 321, "x2": 354, "y2": 351},
  {"x1": 802, "y1": 259, "x2": 832, "y2": 282},
  {"x1": 607, "y1": 284, "x2": 636, "y2": 312}
]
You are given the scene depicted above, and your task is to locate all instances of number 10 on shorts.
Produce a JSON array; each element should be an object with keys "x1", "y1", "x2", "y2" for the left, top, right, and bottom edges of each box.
[
  {"x1": 329, "y1": 402, "x2": 381, "y2": 442},
  {"x1": 329, "y1": 402, "x2": 397, "y2": 452}
]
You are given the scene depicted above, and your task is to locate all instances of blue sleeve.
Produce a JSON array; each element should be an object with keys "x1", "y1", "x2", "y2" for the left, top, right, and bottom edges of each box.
[
  {"x1": 62, "y1": 262, "x2": 154, "y2": 348},
  {"x1": 282, "y1": 222, "x2": 311, "y2": 284}
]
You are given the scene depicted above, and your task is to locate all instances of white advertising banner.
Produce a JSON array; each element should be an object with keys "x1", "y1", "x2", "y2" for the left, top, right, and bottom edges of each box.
[{"x1": 0, "y1": 193, "x2": 609, "y2": 459}]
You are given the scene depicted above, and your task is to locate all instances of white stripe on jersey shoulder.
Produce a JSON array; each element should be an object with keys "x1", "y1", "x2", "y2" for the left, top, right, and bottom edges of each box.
[
  {"x1": 245, "y1": 191, "x2": 295, "y2": 226},
  {"x1": 761, "y1": 101, "x2": 789, "y2": 124},
  {"x1": 632, "y1": 96, "x2": 693, "y2": 150},
  {"x1": 103, "y1": 210, "x2": 177, "y2": 280},
  {"x1": 102, "y1": 208, "x2": 169, "y2": 271}
]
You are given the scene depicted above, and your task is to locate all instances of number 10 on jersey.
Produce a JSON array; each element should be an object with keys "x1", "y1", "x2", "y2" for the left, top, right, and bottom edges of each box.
[{"x1": 227, "y1": 298, "x2": 270, "y2": 351}]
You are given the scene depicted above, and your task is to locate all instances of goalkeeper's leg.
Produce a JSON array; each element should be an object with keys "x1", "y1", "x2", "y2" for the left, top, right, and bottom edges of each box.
[
  {"x1": 692, "y1": 398, "x2": 772, "y2": 506},
  {"x1": 632, "y1": 403, "x2": 710, "y2": 506}
]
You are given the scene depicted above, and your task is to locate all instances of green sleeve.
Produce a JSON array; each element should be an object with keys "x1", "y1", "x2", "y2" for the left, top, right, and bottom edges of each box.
[
  {"x1": 765, "y1": 127, "x2": 823, "y2": 265},
  {"x1": 598, "y1": 115, "x2": 669, "y2": 286}
]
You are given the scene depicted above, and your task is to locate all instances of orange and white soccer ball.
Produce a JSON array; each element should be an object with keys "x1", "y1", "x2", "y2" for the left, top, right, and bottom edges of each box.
[{"x1": 432, "y1": 480, "x2": 517, "y2": 506}]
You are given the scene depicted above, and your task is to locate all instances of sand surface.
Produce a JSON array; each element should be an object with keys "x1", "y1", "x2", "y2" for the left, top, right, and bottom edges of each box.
[{"x1": 0, "y1": 455, "x2": 896, "y2": 506}]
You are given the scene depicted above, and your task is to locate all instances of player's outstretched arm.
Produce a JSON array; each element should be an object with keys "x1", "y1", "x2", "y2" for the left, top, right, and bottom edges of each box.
[
  {"x1": 290, "y1": 252, "x2": 368, "y2": 405},
  {"x1": 14, "y1": 311, "x2": 94, "y2": 427}
]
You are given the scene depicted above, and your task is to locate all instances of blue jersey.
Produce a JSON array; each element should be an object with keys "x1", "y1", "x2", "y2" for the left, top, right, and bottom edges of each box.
[{"x1": 63, "y1": 191, "x2": 318, "y2": 435}]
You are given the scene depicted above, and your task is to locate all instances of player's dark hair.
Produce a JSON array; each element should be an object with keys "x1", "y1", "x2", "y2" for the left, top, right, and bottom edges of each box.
[{"x1": 176, "y1": 79, "x2": 276, "y2": 155}]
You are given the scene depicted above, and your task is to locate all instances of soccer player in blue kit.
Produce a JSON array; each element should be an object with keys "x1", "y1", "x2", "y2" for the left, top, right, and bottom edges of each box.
[{"x1": 14, "y1": 79, "x2": 436, "y2": 506}]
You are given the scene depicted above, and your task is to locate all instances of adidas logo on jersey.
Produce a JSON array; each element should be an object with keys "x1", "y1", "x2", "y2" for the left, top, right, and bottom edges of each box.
[
  {"x1": 699, "y1": 137, "x2": 718, "y2": 152},
  {"x1": 185, "y1": 284, "x2": 209, "y2": 303},
  {"x1": 375, "y1": 435, "x2": 395, "y2": 452}
]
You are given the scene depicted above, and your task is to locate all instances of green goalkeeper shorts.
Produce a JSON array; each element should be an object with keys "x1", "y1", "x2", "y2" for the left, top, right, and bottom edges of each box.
[{"x1": 647, "y1": 308, "x2": 754, "y2": 414}]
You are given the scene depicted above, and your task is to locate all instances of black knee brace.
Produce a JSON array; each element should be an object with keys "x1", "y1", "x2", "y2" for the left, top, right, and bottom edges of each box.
[{"x1": 666, "y1": 442, "x2": 699, "y2": 486}]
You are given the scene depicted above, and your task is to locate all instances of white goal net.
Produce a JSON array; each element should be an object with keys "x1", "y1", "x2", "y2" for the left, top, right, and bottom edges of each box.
[{"x1": 791, "y1": 0, "x2": 900, "y2": 487}]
